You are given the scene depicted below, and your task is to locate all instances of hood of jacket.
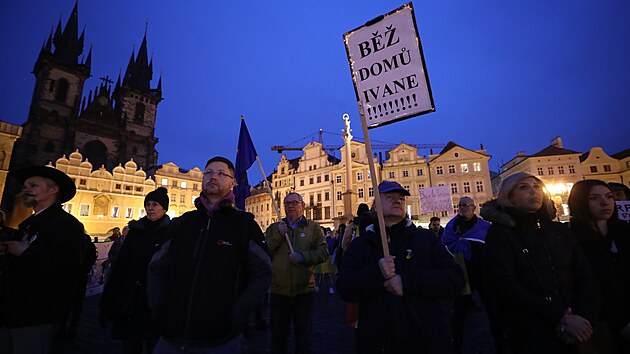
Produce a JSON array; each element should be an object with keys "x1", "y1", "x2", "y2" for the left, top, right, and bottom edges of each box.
[{"x1": 480, "y1": 198, "x2": 557, "y2": 228}]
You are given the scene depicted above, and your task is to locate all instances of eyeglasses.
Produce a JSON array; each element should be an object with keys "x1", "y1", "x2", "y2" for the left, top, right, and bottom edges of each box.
[
  {"x1": 203, "y1": 170, "x2": 234, "y2": 179},
  {"x1": 458, "y1": 203, "x2": 474, "y2": 208},
  {"x1": 284, "y1": 200, "x2": 302, "y2": 206}
]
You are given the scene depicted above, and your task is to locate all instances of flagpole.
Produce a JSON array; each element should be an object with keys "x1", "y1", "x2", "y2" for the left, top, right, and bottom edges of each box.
[{"x1": 254, "y1": 156, "x2": 295, "y2": 253}]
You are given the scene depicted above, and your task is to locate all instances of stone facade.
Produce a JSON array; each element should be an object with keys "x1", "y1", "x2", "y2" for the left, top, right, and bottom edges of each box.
[
  {"x1": 245, "y1": 138, "x2": 492, "y2": 231},
  {"x1": 0, "y1": 122, "x2": 22, "y2": 203}
]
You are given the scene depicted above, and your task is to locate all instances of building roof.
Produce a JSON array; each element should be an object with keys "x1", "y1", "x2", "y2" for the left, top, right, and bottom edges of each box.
[
  {"x1": 612, "y1": 148, "x2": 630, "y2": 160},
  {"x1": 530, "y1": 145, "x2": 580, "y2": 157}
]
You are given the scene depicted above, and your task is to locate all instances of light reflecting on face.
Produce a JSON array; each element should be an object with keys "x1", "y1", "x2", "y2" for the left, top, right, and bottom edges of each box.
[
  {"x1": 284, "y1": 194, "x2": 304, "y2": 222},
  {"x1": 381, "y1": 192, "x2": 406, "y2": 220},
  {"x1": 588, "y1": 185, "x2": 615, "y2": 222},
  {"x1": 22, "y1": 176, "x2": 58, "y2": 208},
  {"x1": 458, "y1": 198, "x2": 476, "y2": 220},
  {"x1": 202, "y1": 161, "x2": 236, "y2": 198},
  {"x1": 145, "y1": 200, "x2": 166, "y2": 221},
  {"x1": 509, "y1": 177, "x2": 544, "y2": 213}
]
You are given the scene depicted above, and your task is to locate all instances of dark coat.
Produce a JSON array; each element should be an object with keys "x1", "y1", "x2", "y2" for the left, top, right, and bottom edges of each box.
[
  {"x1": 0, "y1": 204, "x2": 84, "y2": 328},
  {"x1": 336, "y1": 218, "x2": 465, "y2": 354},
  {"x1": 571, "y1": 219, "x2": 630, "y2": 342},
  {"x1": 147, "y1": 202, "x2": 271, "y2": 346},
  {"x1": 481, "y1": 200, "x2": 600, "y2": 354},
  {"x1": 100, "y1": 215, "x2": 171, "y2": 340}
]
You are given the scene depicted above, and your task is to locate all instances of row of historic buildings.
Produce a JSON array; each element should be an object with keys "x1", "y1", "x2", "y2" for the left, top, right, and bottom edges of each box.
[
  {"x1": 246, "y1": 135, "x2": 630, "y2": 230},
  {"x1": 0, "y1": 4, "x2": 628, "y2": 235}
]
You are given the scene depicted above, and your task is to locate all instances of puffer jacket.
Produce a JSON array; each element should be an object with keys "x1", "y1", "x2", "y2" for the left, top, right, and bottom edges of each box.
[
  {"x1": 266, "y1": 216, "x2": 328, "y2": 297},
  {"x1": 337, "y1": 218, "x2": 465, "y2": 354},
  {"x1": 481, "y1": 199, "x2": 600, "y2": 354}
]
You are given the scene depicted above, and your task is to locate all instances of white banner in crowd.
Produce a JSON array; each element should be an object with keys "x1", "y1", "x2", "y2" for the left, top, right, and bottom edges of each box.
[
  {"x1": 419, "y1": 185, "x2": 453, "y2": 214},
  {"x1": 86, "y1": 241, "x2": 113, "y2": 297},
  {"x1": 344, "y1": 2, "x2": 435, "y2": 129},
  {"x1": 617, "y1": 201, "x2": 630, "y2": 221}
]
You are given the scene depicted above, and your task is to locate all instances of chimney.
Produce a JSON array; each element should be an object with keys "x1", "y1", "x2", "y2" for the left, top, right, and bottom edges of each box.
[
  {"x1": 551, "y1": 136, "x2": 563, "y2": 149},
  {"x1": 517, "y1": 151, "x2": 526, "y2": 157}
]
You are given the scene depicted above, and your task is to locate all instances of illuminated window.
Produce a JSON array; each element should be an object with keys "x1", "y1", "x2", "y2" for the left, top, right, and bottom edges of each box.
[
  {"x1": 460, "y1": 164, "x2": 469, "y2": 173},
  {"x1": 161, "y1": 178, "x2": 168, "y2": 186},
  {"x1": 473, "y1": 163, "x2": 481, "y2": 172},
  {"x1": 181, "y1": 181, "x2": 187, "y2": 189},
  {"x1": 125, "y1": 208, "x2": 134, "y2": 219},
  {"x1": 80, "y1": 204, "x2": 90, "y2": 216},
  {"x1": 111, "y1": 207, "x2": 120, "y2": 218}
]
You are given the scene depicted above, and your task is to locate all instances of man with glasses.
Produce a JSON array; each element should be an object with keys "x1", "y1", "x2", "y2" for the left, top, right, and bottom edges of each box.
[
  {"x1": 442, "y1": 196, "x2": 491, "y2": 354},
  {"x1": 265, "y1": 192, "x2": 328, "y2": 354},
  {"x1": 337, "y1": 181, "x2": 464, "y2": 353},
  {"x1": 148, "y1": 156, "x2": 271, "y2": 353}
]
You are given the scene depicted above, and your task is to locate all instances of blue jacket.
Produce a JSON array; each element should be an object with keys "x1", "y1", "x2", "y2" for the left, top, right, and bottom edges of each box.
[{"x1": 337, "y1": 218, "x2": 465, "y2": 354}]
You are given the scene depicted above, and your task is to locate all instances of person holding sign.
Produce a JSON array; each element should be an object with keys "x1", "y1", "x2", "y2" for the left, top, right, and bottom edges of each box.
[
  {"x1": 337, "y1": 180, "x2": 464, "y2": 353},
  {"x1": 265, "y1": 192, "x2": 328, "y2": 354},
  {"x1": 568, "y1": 179, "x2": 630, "y2": 352}
]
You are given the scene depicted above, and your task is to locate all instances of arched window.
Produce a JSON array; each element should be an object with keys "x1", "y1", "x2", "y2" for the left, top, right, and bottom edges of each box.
[
  {"x1": 134, "y1": 102, "x2": 145, "y2": 123},
  {"x1": 55, "y1": 78, "x2": 69, "y2": 103},
  {"x1": 83, "y1": 140, "x2": 108, "y2": 170}
]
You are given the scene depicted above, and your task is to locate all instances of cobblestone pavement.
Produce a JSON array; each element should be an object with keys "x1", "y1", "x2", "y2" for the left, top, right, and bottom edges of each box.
[{"x1": 52, "y1": 286, "x2": 494, "y2": 354}]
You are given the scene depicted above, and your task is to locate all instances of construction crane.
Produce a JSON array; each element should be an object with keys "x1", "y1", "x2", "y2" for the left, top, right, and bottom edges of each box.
[{"x1": 271, "y1": 143, "x2": 446, "y2": 154}]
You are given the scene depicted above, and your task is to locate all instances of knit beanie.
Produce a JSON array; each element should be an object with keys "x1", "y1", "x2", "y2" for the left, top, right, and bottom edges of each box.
[{"x1": 145, "y1": 187, "x2": 169, "y2": 211}]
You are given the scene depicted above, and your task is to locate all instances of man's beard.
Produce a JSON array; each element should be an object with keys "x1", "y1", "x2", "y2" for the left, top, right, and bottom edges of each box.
[{"x1": 23, "y1": 196, "x2": 36, "y2": 208}]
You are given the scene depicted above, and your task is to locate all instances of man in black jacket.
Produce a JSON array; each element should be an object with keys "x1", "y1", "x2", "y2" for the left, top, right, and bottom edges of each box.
[
  {"x1": 0, "y1": 166, "x2": 84, "y2": 354},
  {"x1": 337, "y1": 181, "x2": 465, "y2": 353},
  {"x1": 148, "y1": 156, "x2": 271, "y2": 353}
]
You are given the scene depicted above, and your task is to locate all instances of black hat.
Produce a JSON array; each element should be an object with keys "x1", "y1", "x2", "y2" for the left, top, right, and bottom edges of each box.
[
  {"x1": 145, "y1": 187, "x2": 169, "y2": 211},
  {"x1": 10, "y1": 165, "x2": 76, "y2": 203}
]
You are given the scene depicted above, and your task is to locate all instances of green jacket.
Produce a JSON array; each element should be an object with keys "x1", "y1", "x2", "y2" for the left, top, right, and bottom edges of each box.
[{"x1": 266, "y1": 217, "x2": 328, "y2": 297}]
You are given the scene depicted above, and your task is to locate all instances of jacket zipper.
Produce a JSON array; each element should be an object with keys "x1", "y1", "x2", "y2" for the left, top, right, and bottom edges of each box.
[{"x1": 182, "y1": 216, "x2": 211, "y2": 349}]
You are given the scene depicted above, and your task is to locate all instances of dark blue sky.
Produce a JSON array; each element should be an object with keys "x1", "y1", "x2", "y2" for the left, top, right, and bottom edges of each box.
[{"x1": 1, "y1": 1, "x2": 628, "y2": 177}]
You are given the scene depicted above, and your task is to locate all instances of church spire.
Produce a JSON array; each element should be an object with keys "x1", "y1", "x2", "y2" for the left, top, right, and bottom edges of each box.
[
  {"x1": 52, "y1": 1, "x2": 84, "y2": 67},
  {"x1": 121, "y1": 29, "x2": 153, "y2": 93}
]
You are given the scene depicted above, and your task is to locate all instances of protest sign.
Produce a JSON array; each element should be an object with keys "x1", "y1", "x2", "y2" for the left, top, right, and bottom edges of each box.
[
  {"x1": 419, "y1": 185, "x2": 454, "y2": 214},
  {"x1": 617, "y1": 201, "x2": 630, "y2": 221},
  {"x1": 344, "y1": 2, "x2": 434, "y2": 129}
]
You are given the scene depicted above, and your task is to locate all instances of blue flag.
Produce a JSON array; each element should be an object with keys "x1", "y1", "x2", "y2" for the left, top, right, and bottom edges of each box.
[{"x1": 234, "y1": 118, "x2": 258, "y2": 210}]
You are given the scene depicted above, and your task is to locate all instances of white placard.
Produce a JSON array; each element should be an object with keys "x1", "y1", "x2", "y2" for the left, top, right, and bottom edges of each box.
[
  {"x1": 617, "y1": 201, "x2": 630, "y2": 221},
  {"x1": 419, "y1": 185, "x2": 453, "y2": 213},
  {"x1": 344, "y1": 2, "x2": 434, "y2": 128}
]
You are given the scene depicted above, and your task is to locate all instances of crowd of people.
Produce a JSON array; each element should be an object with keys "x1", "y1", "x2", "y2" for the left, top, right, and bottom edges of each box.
[{"x1": 0, "y1": 157, "x2": 628, "y2": 354}]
